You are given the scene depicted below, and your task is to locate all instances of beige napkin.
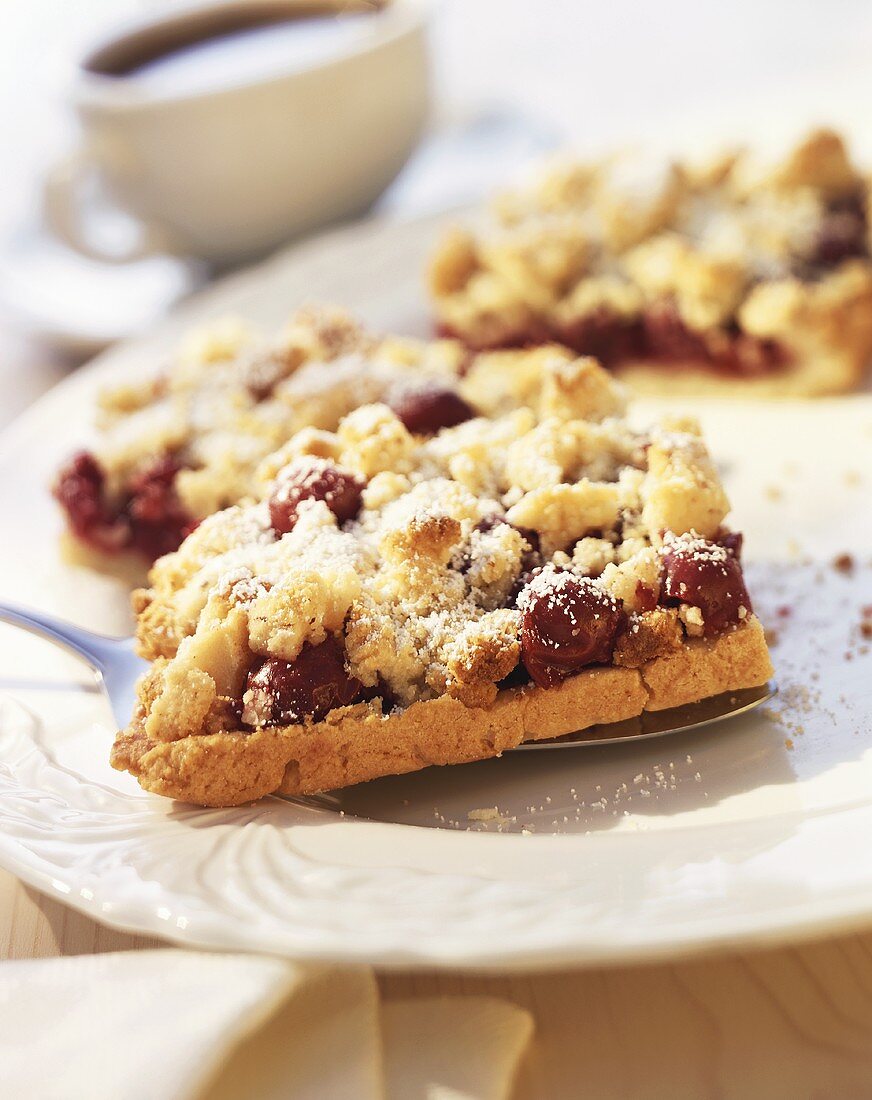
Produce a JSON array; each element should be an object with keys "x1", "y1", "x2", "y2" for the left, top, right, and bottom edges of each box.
[{"x1": 0, "y1": 951, "x2": 532, "y2": 1100}]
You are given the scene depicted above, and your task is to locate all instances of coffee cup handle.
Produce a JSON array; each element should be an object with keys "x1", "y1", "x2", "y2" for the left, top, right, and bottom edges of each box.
[{"x1": 42, "y1": 148, "x2": 173, "y2": 264}]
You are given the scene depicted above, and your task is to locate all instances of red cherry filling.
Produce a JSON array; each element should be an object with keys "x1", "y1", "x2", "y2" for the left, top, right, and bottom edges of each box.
[
  {"x1": 243, "y1": 637, "x2": 364, "y2": 726},
  {"x1": 661, "y1": 534, "x2": 751, "y2": 636},
  {"x1": 269, "y1": 458, "x2": 364, "y2": 535},
  {"x1": 641, "y1": 302, "x2": 787, "y2": 377},
  {"x1": 559, "y1": 309, "x2": 646, "y2": 368},
  {"x1": 54, "y1": 450, "x2": 197, "y2": 561},
  {"x1": 519, "y1": 570, "x2": 626, "y2": 688},
  {"x1": 54, "y1": 451, "x2": 126, "y2": 552},
  {"x1": 387, "y1": 382, "x2": 476, "y2": 434},
  {"x1": 125, "y1": 455, "x2": 199, "y2": 560},
  {"x1": 440, "y1": 302, "x2": 789, "y2": 378}
]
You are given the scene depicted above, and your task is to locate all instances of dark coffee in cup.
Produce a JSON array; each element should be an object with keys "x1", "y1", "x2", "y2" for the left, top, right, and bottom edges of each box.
[{"x1": 85, "y1": 2, "x2": 385, "y2": 93}]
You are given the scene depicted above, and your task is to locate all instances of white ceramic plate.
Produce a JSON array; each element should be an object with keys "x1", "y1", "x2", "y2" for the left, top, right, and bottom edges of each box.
[{"x1": 1, "y1": 211, "x2": 872, "y2": 971}]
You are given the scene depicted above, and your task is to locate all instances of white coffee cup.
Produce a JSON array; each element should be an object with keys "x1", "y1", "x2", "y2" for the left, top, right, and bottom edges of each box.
[{"x1": 44, "y1": 0, "x2": 432, "y2": 267}]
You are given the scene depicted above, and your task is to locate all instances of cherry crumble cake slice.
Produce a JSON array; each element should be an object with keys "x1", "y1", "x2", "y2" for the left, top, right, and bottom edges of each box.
[
  {"x1": 111, "y1": 355, "x2": 772, "y2": 806},
  {"x1": 53, "y1": 306, "x2": 625, "y2": 570},
  {"x1": 428, "y1": 129, "x2": 872, "y2": 396}
]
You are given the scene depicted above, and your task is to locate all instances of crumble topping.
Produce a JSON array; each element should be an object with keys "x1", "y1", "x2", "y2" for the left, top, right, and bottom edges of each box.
[
  {"x1": 130, "y1": 353, "x2": 756, "y2": 742},
  {"x1": 56, "y1": 309, "x2": 656, "y2": 561}
]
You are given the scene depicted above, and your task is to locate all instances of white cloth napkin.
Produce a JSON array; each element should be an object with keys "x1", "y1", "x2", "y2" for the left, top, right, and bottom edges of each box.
[{"x1": 0, "y1": 951, "x2": 533, "y2": 1100}]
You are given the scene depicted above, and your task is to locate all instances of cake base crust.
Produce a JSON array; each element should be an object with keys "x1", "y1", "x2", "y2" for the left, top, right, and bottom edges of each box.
[
  {"x1": 111, "y1": 618, "x2": 772, "y2": 807},
  {"x1": 610, "y1": 347, "x2": 870, "y2": 399}
]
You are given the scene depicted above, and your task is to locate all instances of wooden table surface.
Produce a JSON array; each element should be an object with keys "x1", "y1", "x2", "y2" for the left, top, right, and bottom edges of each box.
[
  {"x1": 7, "y1": 869, "x2": 872, "y2": 1099},
  {"x1": 5, "y1": 338, "x2": 872, "y2": 1100}
]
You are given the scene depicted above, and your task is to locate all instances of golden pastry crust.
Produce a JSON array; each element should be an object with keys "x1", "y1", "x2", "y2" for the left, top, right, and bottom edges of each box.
[
  {"x1": 428, "y1": 130, "x2": 872, "y2": 396},
  {"x1": 111, "y1": 618, "x2": 771, "y2": 806},
  {"x1": 613, "y1": 607, "x2": 683, "y2": 667}
]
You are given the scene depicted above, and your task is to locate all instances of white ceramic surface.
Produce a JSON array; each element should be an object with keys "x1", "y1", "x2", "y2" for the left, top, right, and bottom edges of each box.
[
  {"x1": 1, "y1": 211, "x2": 871, "y2": 970},
  {"x1": 44, "y1": 0, "x2": 431, "y2": 265}
]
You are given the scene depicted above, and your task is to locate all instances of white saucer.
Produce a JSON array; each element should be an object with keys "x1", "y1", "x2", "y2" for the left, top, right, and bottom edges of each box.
[{"x1": 0, "y1": 226, "x2": 204, "y2": 356}]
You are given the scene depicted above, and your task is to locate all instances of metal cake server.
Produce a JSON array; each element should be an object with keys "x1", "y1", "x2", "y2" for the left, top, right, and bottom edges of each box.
[
  {"x1": 0, "y1": 603, "x2": 775, "y2": 749},
  {"x1": 0, "y1": 604, "x2": 145, "y2": 729}
]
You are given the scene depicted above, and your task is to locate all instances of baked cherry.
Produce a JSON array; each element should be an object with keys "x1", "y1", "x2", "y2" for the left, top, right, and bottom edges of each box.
[
  {"x1": 269, "y1": 458, "x2": 364, "y2": 535},
  {"x1": 54, "y1": 450, "x2": 196, "y2": 560},
  {"x1": 387, "y1": 383, "x2": 476, "y2": 434},
  {"x1": 53, "y1": 451, "x2": 123, "y2": 549},
  {"x1": 244, "y1": 637, "x2": 363, "y2": 726},
  {"x1": 661, "y1": 534, "x2": 751, "y2": 636},
  {"x1": 519, "y1": 570, "x2": 626, "y2": 688},
  {"x1": 126, "y1": 454, "x2": 198, "y2": 560}
]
